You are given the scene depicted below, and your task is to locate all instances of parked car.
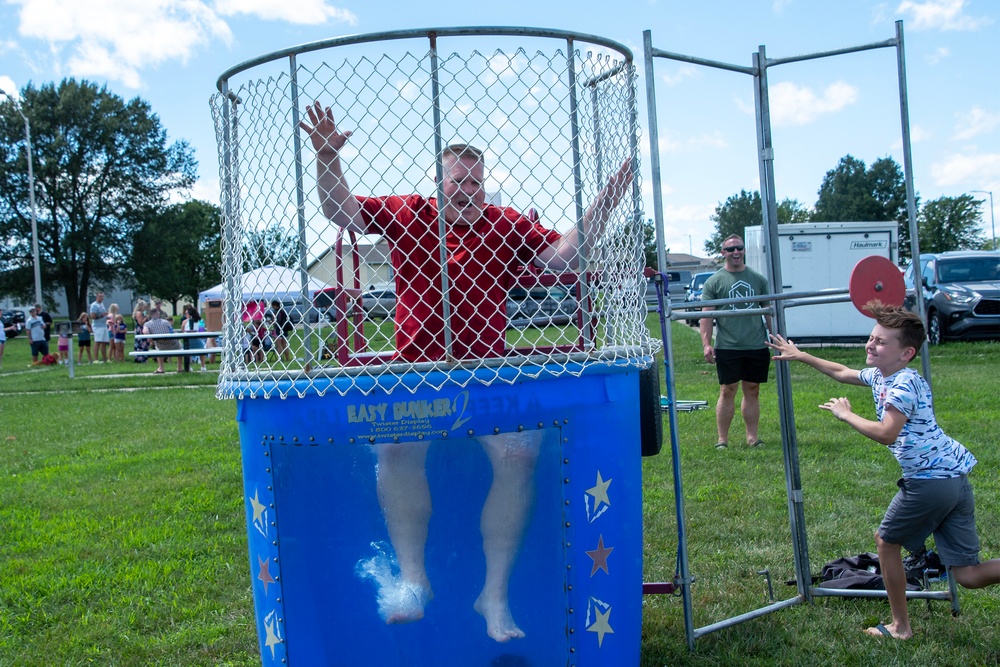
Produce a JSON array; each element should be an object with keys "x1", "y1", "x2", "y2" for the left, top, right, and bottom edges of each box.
[
  {"x1": 360, "y1": 288, "x2": 397, "y2": 320},
  {"x1": 683, "y1": 271, "x2": 716, "y2": 326},
  {"x1": 1, "y1": 308, "x2": 26, "y2": 337},
  {"x1": 644, "y1": 270, "x2": 693, "y2": 309},
  {"x1": 506, "y1": 285, "x2": 578, "y2": 329},
  {"x1": 902, "y1": 251, "x2": 1000, "y2": 344}
]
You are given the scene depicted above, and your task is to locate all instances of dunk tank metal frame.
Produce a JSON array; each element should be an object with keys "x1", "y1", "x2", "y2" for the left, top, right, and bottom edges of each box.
[
  {"x1": 643, "y1": 21, "x2": 954, "y2": 650},
  {"x1": 212, "y1": 28, "x2": 653, "y2": 665}
]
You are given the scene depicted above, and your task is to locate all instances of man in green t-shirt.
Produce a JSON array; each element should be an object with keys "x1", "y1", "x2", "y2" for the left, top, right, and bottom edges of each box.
[{"x1": 699, "y1": 235, "x2": 772, "y2": 449}]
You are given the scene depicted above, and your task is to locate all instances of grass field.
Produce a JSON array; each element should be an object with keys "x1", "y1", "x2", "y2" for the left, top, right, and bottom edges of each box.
[{"x1": 0, "y1": 323, "x2": 998, "y2": 666}]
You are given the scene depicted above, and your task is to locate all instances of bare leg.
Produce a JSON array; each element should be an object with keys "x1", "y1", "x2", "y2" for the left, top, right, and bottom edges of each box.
[
  {"x1": 373, "y1": 441, "x2": 433, "y2": 623},
  {"x1": 865, "y1": 532, "x2": 913, "y2": 639},
  {"x1": 952, "y1": 560, "x2": 1000, "y2": 589},
  {"x1": 474, "y1": 432, "x2": 541, "y2": 642},
  {"x1": 716, "y1": 382, "x2": 738, "y2": 444},
  {"x1": 740, "y1": 380, "x2": 761, "y2": 444}
]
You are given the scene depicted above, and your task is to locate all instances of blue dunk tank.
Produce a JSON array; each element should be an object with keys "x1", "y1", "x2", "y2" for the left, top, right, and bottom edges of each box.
[{"x1": 211, "y1": 27, "x2": 654, "y2": 665}]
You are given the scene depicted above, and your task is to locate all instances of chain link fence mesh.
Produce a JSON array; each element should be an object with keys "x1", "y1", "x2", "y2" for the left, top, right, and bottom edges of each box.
[{"x1": 210, "y1": 30, "x2": 653, "y2": 399}]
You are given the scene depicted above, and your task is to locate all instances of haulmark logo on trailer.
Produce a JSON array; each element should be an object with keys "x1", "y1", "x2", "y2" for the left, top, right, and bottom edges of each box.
[{"x1": 850, "y1": 240, "x2": 888, "y2": 250}]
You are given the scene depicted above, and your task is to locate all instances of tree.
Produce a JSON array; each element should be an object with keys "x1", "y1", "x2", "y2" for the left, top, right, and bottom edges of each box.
[
  {"x1": 0, "y1": 80, "x2": 196, "y2": 314},
  {"x1": 704, "y1": 190, "x2": 808, "y2": 255},
  {"x1": 640, "y1": 218, "x2": 657, "y2": 268},
  {"x1": 916, "y1": 195, "x2": 985, "y2": 253},
  {"x1": 242, "y1": 222, "x2": 299, "y2": 272},
  {"x1": 812, "y1": 155, "x2": 916, "y2": 261},
  {"x1": 132, "y1": 200, "x2": 222, "y2": 307}
]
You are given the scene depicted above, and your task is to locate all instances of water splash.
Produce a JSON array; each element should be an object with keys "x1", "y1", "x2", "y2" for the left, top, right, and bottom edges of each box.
[{"x1": 356, "y1": 541, "x2": 429, "y2": 623}]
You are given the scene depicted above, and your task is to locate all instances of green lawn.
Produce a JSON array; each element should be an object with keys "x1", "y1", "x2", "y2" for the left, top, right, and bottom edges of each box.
[{"x1": 1, "y1": 325, "x2": 998, "y2": 666}]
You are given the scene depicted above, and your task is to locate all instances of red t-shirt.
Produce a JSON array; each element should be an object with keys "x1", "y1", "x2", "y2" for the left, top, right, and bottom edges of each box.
[{"x1": 358, "y1": 194, "x2": 561, "y2": 362}]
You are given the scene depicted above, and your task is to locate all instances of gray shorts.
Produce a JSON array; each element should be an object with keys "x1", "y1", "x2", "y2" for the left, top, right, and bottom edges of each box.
[{"x1": 878, "y1": 475, "x2": 980, "y2": 567}]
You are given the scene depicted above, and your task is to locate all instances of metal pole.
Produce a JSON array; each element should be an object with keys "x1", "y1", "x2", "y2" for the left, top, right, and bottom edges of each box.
[
  {"x1": 970, "y1": 190, "x2": 995, "y2": 249},
  {"x1": 644, "y1": 29, "x2": 695, "y2": 651},
  {"x1": 642, "y1": 32, "x2": 669, "y2": 276},
  {"x1": 428, "y1": 33, "x2": 454, "y2": 359},
  {"x1": 0, "y1": 88, "x2": 43, "y2": 306},
  {"x1": 894, "y1": 20, "x2": 933, "y2": 387},
  {"x1": 289, "y1": 54, "x2": 315, "y2": 367},
  {"x1": 566, "y1": 38, "x2": 595, "y2": 349},
  {"x1": 754, "y1": 46, "x2": 812, "y2": 604}
]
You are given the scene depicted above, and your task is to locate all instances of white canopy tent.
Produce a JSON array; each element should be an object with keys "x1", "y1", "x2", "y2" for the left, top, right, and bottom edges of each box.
[{"x1": 198, "y1": 265, "x2": 333, "y2": 303}]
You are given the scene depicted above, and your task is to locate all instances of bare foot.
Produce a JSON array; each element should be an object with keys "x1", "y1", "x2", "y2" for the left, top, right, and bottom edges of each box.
[
  {"x1": 864, "y1": 622, "x2": 912, "y2": 640},
  {"x1": 383, "y1": 580, "x2": 432, "y2": 625},
  {"x1": 356, "y1": 547, "x2": 432, "y2": 625},
  {"x1": 474, "y1": 594, "x2": 525, "y2": 642}
]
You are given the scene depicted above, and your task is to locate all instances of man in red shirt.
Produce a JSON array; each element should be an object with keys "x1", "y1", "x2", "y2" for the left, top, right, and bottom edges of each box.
[{"x1": 301, "y1": 101, "x2": 631, "y2": 641}]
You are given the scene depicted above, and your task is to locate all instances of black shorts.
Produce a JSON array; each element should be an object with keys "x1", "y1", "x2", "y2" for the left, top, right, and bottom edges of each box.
[
  {"x1": 30, "y1": 340, "x2": 50, "y2": 357},
  {"x1": 715, "y1": 348, "x2": 770, "y2": 385}
]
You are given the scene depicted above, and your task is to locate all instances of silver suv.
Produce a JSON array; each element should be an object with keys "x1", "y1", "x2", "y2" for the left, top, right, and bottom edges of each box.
[{"x1": 903, "y1": 251, "x2": 1000, "y2": 344}]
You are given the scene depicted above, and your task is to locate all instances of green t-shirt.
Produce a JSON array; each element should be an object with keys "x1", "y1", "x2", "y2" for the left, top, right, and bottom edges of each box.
[{"x1": 701, "y1": 267, "x2": 770, "y2": 350}]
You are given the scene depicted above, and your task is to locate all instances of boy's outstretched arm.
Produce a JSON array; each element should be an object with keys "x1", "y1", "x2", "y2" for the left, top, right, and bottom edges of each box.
[
  {"x1": 820, "y1": 397, "x2": 907, "y2": 446},
  {"x1": 766, "y1": 333, "x2": 866, "y2": 386}
]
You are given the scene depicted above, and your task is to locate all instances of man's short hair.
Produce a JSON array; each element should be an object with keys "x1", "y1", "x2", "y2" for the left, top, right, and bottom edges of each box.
[
  {"x1": 864, "y1": 299, "x2": 926, "y2": 351},
  {"x1": 442, "y1": 143, "x2": 484, "y2": 164},
  {"x1": 723, "y1": 234, "x2": 743, "y2": 246}
]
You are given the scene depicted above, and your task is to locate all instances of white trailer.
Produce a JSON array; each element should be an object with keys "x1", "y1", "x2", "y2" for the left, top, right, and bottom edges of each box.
[{"x1": 744, "y1": 221, "x2": 899, "y2": 343}]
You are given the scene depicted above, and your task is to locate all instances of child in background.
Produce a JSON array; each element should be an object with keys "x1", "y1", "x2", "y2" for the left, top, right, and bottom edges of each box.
[
  {"x1": 113, "y1": 314, "x2": 128, "y2": 362},
  {"x1": 58, "y1": 328, "x2": 71, "y2": 364},
  {"x1": 77, "y1": 313, "x2": 93, "y2": 364},
  {"x1": 106, "y1": 304, "x2": 120, "y2": 360}
]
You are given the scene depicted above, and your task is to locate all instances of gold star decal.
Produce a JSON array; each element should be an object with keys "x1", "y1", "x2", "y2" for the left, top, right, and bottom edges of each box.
[
  {"x1": 586, "y1": 471, "x2": 612, "y2": 510},
  {"x1": 258, "y1": 555, "x2": 275, "y2": 595},
  {"x1": 586, "y1": 535, "x2": 614, "y2": 576},
  {"x1": 249, "y1": 489, "x2": 266, "y2": 525},
  {"x1": 587, "y1": 606, "x2": 614, "y2": 647},
  {"x1": 264, "y1": 614, "x2": 282, "y2": 658}
]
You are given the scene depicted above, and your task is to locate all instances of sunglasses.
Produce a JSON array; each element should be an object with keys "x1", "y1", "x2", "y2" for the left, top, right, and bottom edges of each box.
[{"x1": 722, "y1": 245, "x2": 744, "y2": 253}]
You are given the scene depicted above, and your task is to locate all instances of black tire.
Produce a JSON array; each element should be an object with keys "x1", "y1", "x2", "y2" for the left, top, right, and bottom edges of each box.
[
  {"x1": 639, "y1": 364, "x2": 664, "y2": 457},
  {"x1": 927, "y1": 309, "x2": 943, "y2": 345}
]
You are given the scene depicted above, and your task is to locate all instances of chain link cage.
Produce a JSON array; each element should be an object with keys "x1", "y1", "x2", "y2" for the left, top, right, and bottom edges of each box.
[{"x1": 210, "y1": 28, "x2": 653, "y2": 399}]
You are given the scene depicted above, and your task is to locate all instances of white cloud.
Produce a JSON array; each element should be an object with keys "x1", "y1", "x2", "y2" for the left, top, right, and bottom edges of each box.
[
  {"x1": 760, "y1": 81, "x2": 859, "y2": 127},
  {"x1": 11, "y1": 0, "x2": 233, "y2": 88},
  {"x1": 658, "y1": 131, "x2": 728, "y2": 154},
  {"x1": 214, "y1": 0, "x2": 357, "y2": 25},
  {"x1": 891, "y1": 124, "x2": 931, "y2": 149},
  {"x1": 953, "y1": 106, "x2": 1000, "y2": 141},
  {"x1": 0, "y1": 75, "x2": 19, "y2": 99},
  {"x1": 8, "y1": 0, "x2": 355, "y2": 89},
  {"x1": 660, "y1": 64, "x2": 698, "y2": 87},
  {"x1": 169, "y1": 175, "x2": 222, "y2": 206},
  {"x1": 895, "y1": 0, "x2": 993, "y2": 31},
  {"x1": 930, "y1": 152, "x2": 1000, "y2": 187},
  {"x1": 773, "y1": 0, "x2": 794, "y2": 14},
  {"x1": 660, "y1": 63, "x2": 699, "y2": 86},
  {"x1": 925, "y1": 46, "x2": 950, "y2": 64}
]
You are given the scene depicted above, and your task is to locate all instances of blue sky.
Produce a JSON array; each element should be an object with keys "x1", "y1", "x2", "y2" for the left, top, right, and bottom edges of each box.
[{"x1": 1, "y1": 0, "x2": 997, "y2": 256}]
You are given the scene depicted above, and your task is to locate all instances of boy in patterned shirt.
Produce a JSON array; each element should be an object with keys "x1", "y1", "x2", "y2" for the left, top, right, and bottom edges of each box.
[{"x1": 767, "y1": 300, "x2": 1000, "y2": 640}]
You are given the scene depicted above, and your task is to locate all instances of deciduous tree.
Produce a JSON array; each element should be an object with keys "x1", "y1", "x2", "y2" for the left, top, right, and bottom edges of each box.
[
  {"x1": 917, "y1": 195, "x2": 985, "y2": 253},
  {"x1": 0, "y1": 80, "x2": 196, "y2": 314},
  {"x1": 132, "y1": 200, "x2": 222, "y2": 307},
  {"x1": 812, "y1": 155, "x2": 915, "y2": 260},
  {"x1": 704, "y1": 190, "x2": 808, "y2": 256}
]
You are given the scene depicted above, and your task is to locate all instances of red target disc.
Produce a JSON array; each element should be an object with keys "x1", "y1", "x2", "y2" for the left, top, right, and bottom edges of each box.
[{"x1": 849, "y1": 255, "x2": 905, "y2": 317}]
